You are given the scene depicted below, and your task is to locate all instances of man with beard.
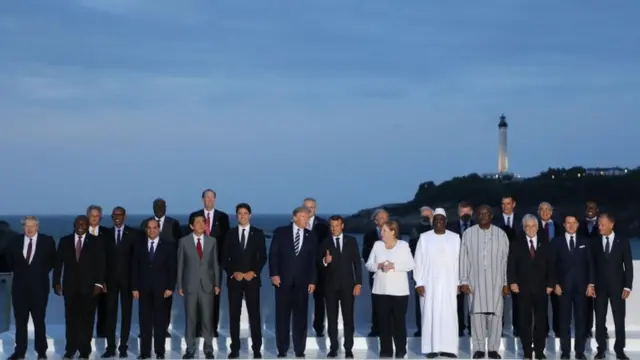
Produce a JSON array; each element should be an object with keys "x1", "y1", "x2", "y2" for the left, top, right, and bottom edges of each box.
[
  {"x1": 53, "y1": 215, "x2": 105, "y2": 360},
  {"x1": 189, "y1": 189, "x2": 230, "y2": 338},
  {"x1": 101, "y1": 207, "x2": 139, "y2": 358},
  {"x1": 447, "y1": 201, "x2": 474, "y2": 337},
  {"x1": 409, "y1": 206, "x2": 433, "y2": 337},
  {"x1": 362, "y1": 208, "x2": 389, "y2": 337},
  {"x1": 579, "y1": 201, "x2": 600, "y2": 338},
  {"x1": 86, "y1": 205, "x2": 110, "y2": 339},
  {"x1": 141, "y1": 198, "x2": 182, "y2": 337}
]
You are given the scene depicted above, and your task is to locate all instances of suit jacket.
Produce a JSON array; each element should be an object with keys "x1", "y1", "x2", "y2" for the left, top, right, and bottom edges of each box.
[
  {"x1": 362, "y1": 228, "x2": 380, "y2": 262},
  {"x1": 189, "y1": 209, "x2": 230, "y2": 259},
  {"x1": 310, "y1": 216, "x2": 330, "y2": 244},
  {"x1": 447, "y1": 219, "x2": 475, "y2": 237},
  {"x1": 222, "y1": 226, "x2": 267, "y2": 286},
  {"x1": 578, "y1": 218, "x2": 600, "y2": 239},
  {"x1": 493, "y1": 212, "x2": 521, "y2": 242},
  {"x1": 103, "y1": 225, "x2": 140, "y2": 287},
  {"x1": 53, "y1": 233, "x2": 106, "y2": 296},
  {"x1": 591, "y1": 234, "x2": 633, "y2": 292},
  {"x1": 321, "y1": 235, "x2": 362, "y2": 291},
  {"x1": 537, "y1": 218, "x2": 563, "y2": 242},
  {"x1": 269, "y1": 225, "x2": 318, "y2": 287},
  {"x1": 6, "y1": 233, "x2": 56, "y2": 297},
  {"x1": 177, "y1": 233, "x2": 220, "y2": 294},
  {"x1": 132, "y1": 238, "x2": 177, "y2": 296},
  {"x1": 507, "y1": 236, "x2": 555, "y2": 294},
  {"x1": 140, "y1": 216, "x2": 182, "y2": 245},
  {"x1": 552, "y1": 234, "x2": 595, "y2": 293}
]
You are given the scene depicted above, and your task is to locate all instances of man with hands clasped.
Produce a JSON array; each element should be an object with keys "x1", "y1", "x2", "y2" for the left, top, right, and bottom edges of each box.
[
  {"x1": 321, "y1": 215, "x2": 362, "y2": 358},
  {"x1": 177, "y1": 215, "x2": 221, "y2": 359},
  {"x1": 507, "y1": 214, "x2": 555, "y2": 360}
]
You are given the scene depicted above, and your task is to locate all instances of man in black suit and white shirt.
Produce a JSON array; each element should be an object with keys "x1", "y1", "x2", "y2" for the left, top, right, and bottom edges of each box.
[
  {"x1": 189, "y1": 189, "x2": 230, "y2": 337},
  {"x1": 86, "y1": 204, "x2": 110, "y2": 339},
  {"x1": 321, "y1": 215, "x2": 362, "y2": 359},
  {"x1": 6, "y1": 216, "x2": 56, "y2": 360}
]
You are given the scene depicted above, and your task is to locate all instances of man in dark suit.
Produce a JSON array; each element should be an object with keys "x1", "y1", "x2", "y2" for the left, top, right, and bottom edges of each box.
[
  {"x1": 221, "y1": 203, "x2": 267, "y2": 359},
  {"x1": 269, "y1": 206, "x2": 318, "y2": 358},
  {"x1": 579, "y1": 200, "x2": 600, "y2": 337},
  {"x1": 141, "y1": 198, "x2": 182, "y2": 337},
  {"x1": 493, "y1": 195, "x2": 522, "y2": 336},
  {"x1": 537, "y1": 201, "x2": 563, "y2": 337},
  {"x1": 5, "y1": 216, "x2": 56, "y2": 360},
  {"x1": 552, "y1": 215, "x2": 595, "y2": 360},
  {"x1": 408, "y1": 206, "x2": 432, "y2": 337},
  {"x1": 593, "y1": 213, "x2": 633, "y2": 360},
  {"x1": 132, "y1": 219, "x2": 177, "y2": 360},
  {"x1": 321, "y1": 215, "x2": 362, "y2": 359},
  {"x1": 102, "y1": 206, "x2": 139, "y2": 358},
  {"x1": 362, "y1": 208, "x2": 388, "y2": 337},
  {"x1": 53, "y1": 215, "x2": 106, "y2": 360},
  {"x1": 86, "y1": 204, "x2": 110, "y2": 339},
  {"x1": 508, "y1": 214, "x2": 555, "y2": 360},
  {"x1": 446, "y1": 201, "x2": 474, "y2": 337},
  {"x1": 302, "y1": 197, "x2": 331, "y2": 336},
  {"x1": 189, "y1": 188, "x2": 230, "y2": 337}
]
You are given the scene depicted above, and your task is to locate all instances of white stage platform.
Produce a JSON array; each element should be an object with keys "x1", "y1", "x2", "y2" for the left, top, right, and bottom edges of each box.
[{"x1": 1, "y1": 258, "x2": 640, "y2": 359}]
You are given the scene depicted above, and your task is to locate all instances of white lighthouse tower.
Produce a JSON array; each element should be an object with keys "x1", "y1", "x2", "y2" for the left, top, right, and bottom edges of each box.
[{"x1": 498, "y1": 114, "x2": 509, "y2": 173}]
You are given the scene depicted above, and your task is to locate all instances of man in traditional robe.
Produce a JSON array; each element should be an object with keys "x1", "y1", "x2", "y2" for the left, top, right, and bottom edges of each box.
[
  {"x1": 460, "y1": 205, "x2": 510, "y2": 359},
  {"x1": 414, "y1": 208, "x2": 460, "y2": 359}
]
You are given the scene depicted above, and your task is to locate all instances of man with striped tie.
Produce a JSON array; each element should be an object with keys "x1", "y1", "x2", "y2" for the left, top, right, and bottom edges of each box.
[{"x1": 269, "y1": 206, "x2": 318, "y2": 358}]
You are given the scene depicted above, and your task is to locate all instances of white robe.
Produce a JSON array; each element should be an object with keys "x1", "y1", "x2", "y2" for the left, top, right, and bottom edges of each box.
[{"x1": 413, "y1": 230, "x2": 460, "y2": 354}]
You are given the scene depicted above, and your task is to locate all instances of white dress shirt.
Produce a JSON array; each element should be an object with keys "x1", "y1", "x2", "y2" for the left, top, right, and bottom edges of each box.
[
  {"x1": 148, "y1": 237, "x2": 159, "y2": 250},
  {"x1": 114, "y1": 226, "x2": 124, "y2": 242},
  {"x1": 293, "y1": 224, "x2": 305, "y2": 249},
  {"x1": 332, "y1": 233, "x2": 343, "y2": 252},
  {"x1": 527, "y1": 235, "x2": 538, "y2": 249},
  {"x1": 23, "y1": 234, "x2": 38, "y2": 263},
  {"x1": 204, "y1": 209, "x2": 214, "y2": 231},
  {"x1": 565, "y1": 232, "x2": 576, "y2": 249},
  {"x1": 503, "y1": 213, "x2": 513, "y2": 227},
  {"x1": 307, "y1": 216, "x2": 315, "y2": 230},
  {"x1": 238, "y1": 225, "x2": 250, "y2": 248},
  {"x1": 192, "y1": 233, "x2": 204, "y2": 247},
  {"x1": 365, "y1": 240, "x2": 415, "y2": 296},
  {"x1": 89, "y1": 226, "x2": 100, "y2": 236}
]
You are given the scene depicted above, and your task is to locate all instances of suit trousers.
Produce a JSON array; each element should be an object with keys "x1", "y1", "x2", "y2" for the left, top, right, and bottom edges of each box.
[
  {"x1": 275, "y1": 283, "x2": 309, "y2": 355},
  {"x1": 457, "y1": 293, "x2": 470, "y2": 334},
  {"x1": 517, "y1": 291, "x2": 548, "y2": 356},
  {"x1": 64, "y1": 293, "x2": 97, "y2": 356},
  {"x1": 228, "y1": 280, "x2": 262, "y2": 353},
  {"x1": 105, "y1": 281, "x2": 133, "y2": 352},
  {"x1": 414, "y1": 289, "x2": 421, "y2": 332},
  {"x1": 12, "y1": 291, "x2": 48, "y2": 356},
  {"x1": 184, "y1": 288, "x2": 214, "y2": 353},
  {"x1": 312, "y1": 272, "x2": 326, "y2": 333},
  {"x1": 548, "y1": 293, "x2": 561, "y2": 335},
  {"x1": 139, "y1": 291, "x2": 169, "y2": 356},
  {"x1": 595, "y1": 289, "x2": 626, "y2": 354},
  {"x1": 376, "y1": 294, "x2": 408, "y2": 357},
  {"x1": 325, "y1": 286, "x2": 355, "y2": 352},
  {"x1": 368, "y1": 273, "x2": 379, "y2": 333},
  {"x1": 559, "y1": 290, "x2": 587, "y2": 355},
  {"x1": 95, "y1": 293, "x2": 108, "y2": 336}
]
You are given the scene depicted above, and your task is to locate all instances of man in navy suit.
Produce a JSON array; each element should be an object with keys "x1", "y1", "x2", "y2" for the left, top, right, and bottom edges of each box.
[
  {"x1": 552, "y1": 215, "x2": 595, "y2": 360},
  {"x1": 269, "y1": 206, "x2": 318, "y2": 358},
  {"x1": 132, "y1": 219, "x2": 177, "y2": 359},
  {"x1": 6, "y1": 216, "x2": 56, "y2": 360}
]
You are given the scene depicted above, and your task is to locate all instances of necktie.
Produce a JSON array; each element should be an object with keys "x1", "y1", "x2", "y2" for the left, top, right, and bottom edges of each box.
[
  {"x1": 26, "y1": 238, "x2": 33, "y2": 262},
  {"x1": 335, "y1": 237, "x2": 341, "y2": 253},
  {"x1": 196, "y1": 238, "x2": 203, "y2": 259},
  {"x1": 529, "y1": 239, "x2": 536, "y2": 259},
  {"x1": 75, "y1": 236, "x2": 82, "y2": 261},
  {"x1": 461, "y1": 223, "x2": 467, "y2": 233},
  {"x1": 570, "y1": 236, "x2": 575, "y2": 252},
  {"x1": 116, "y1": 229, "x2": 122, "y2": 244},
  {"x1": 294, "y1": 229, "x2": 301, "y2": 255},
  {"x1": 506, "y1": 216, "x2": 511, "y2": 228},
  {"x1": 240, "y1": 229, "x2": 246, "y2": 249},
  {"x1": 205, "y1": 213, "x2": 211, "y2": 236},
  {"x1": 149, "y1": 241, "x2": 155, "y2": 260},
  {"x1": 605, "y1": 236, "x2": 610, "y2": 255}
]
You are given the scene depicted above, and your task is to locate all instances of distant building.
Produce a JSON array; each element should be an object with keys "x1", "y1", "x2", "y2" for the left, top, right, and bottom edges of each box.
[{"x1": 584, "y1": 167, "x2": 629, "y2": 176}]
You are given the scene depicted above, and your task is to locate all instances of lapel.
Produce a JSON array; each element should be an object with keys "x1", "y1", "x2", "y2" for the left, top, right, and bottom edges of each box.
[
  {"x1": 239, "y1": 227, "x2": 253, "y2": 251},
  {"x1": 152, "y1": 240, "x2": 163, "y2": 263},
  {"x1": 189, "y1": 234, "x2": 200, "y2": 258},
  {"x1": 30, "y1": 236, "x2": 45, "y2": 265},
  {"x1": 301, "y1": 228, "x2": 312, "y2": 252},
  {"x1": 203, "y1": 235, "x2": 214, "y2": 256},
  {"x1": 79, "y1": 235, "x2": 91, "y2": 262}
]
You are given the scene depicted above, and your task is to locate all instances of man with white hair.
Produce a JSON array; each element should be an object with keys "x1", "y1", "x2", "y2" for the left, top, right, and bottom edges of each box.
[{"x1": 414, "y1": 208, "x2": 460, "y2": 358}]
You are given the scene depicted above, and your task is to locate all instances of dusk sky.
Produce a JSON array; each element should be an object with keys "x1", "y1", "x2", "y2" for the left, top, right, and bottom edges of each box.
[{"x1": 1, "y1": 1, "x2": 638, "y2": 215}]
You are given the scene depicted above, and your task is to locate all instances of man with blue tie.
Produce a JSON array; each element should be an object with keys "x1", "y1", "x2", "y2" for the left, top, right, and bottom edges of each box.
[
  {"x1": 132, "y1": 219, "x2": 177, "y2": 359},
  {"x1": 537, "y1": 201, "x2": 563, "y2": 337},
  {"x1": 552, "y1": 215, "x2": 595, "y2": 360},
  {"x1": 269, "y1": 206, "x2": 318, "y2": 358}
]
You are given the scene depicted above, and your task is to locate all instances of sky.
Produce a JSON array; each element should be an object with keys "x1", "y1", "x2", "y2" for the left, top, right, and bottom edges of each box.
[{"x1": 0, "y1": 1, "x2": 639, "y2": 215}]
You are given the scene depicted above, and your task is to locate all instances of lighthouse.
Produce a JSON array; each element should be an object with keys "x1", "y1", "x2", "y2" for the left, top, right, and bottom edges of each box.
[{"x1": 498, "y1": 114, "x2": 508, "y2": 173}]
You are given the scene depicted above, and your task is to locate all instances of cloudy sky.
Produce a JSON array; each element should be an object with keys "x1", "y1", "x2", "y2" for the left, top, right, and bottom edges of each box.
[{"x1": 0, "y1": 0, "x2": 638, "y2": 215}]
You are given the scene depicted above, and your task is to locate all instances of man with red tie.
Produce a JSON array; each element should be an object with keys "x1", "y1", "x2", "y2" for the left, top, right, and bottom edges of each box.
[{"x1": 189, "y1": 189, "x2": 230, "y2": 337}]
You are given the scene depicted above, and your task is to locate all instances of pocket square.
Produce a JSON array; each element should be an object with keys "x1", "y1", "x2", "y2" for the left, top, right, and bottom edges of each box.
[{"x1": 579, "y1": 245, "x2": 586, "y2": 248}]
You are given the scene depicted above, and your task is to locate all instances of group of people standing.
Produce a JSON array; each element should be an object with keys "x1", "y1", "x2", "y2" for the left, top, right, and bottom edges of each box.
[{"x1": 2, "y1": 191, "x2": 634, "y2": 360}]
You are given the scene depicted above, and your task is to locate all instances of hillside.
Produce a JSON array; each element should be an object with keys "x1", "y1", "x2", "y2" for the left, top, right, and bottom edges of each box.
[{"x1": 343, "y1": 166, "x2": 640, "y2": 236}]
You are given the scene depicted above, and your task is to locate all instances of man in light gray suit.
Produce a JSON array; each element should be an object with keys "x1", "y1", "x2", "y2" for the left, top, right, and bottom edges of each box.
[{"x1": 177, "y1": 215, "x2": 221, "y2": 359}]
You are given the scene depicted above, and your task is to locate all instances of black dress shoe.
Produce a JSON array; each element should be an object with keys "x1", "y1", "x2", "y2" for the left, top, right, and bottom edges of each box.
[
  {"x1": 440, "y1": 353, "x2": 457, "y2": 358},
  {"x1": 277, "y1": 353, "x2": 287, "y2": 358},
  {"x1": 157, "y1": 355, "x2": 165, "y2": 359},
  {"x1": 472, "y1": 351, "x2": 485, "y2": 359},
  {"x1": 7, "y1": 354, "x2": 25, "y2": 360},
  {"x1": 295, "y1": 353, "x2": 305, "y2": 358},
  {"x1": 617, "y1": 353, "x2": 630, "y2": 360},
  {"x1": 213, "y1": 330, "x2": 219, "y2": 337},
  {"x1": 560, "y1": 354, "x2": 570, "y2": 359},
  {"x1": 204, "y1": 352, "x2": 215, "y2": 359},
  {"x1": 575, "y1": 354, "x2": 587, "y2": 360},
  {"x1": 102, "y1": 351, "x2": 116, "y2": 358},
  {"x1": 367, "y1": 330, "x2": 379, "y2": 337},
  {"x1": 253, "y1": 352, "x2": 262, "y2": 359},
  {"x1": 594, "y1": 352, "x2": 606, "y2": 359},
  {"x1": 535, "y1": 353, "x2": 546, "y2": 359},
  {"x1": 414, "y1": 330, "x2": 421, "y2": 336},
  {"x1": 426, "y1": 353, "x2": 439, "y2": 359},
  {"x1": 228, "y1": 351, "x2": 240, "y2": 359},
  {"x1": 137, "y1": 355, "x2": 150, "y2": 360},
  {"x1": 62, "y1": 353, "x2": 75, "y2": 359},
  {"x1": 327, "y1": 350, "x2": 338, "y2": 358},
  {"x1": 488, "y1": 351, "x2": 501, "y2": 359},
  {"x1": 183, "y1": 352, "x2": 195, "y2": 359},
  {"x1": 119, "y1": 351, "x2": 128, "y2": 358},
  {"x1": 316, "y1": 331, "x2": 324, "y2": 337},
  {"x1": 345, "y1": 350, "x2": 354, "y2": 358},
  {"x1": 165, "y1": 330, "x2": 171, "y2": 338},
  {"x1": 395, "y1": 352, "x2": 406, "y2": 358}
]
